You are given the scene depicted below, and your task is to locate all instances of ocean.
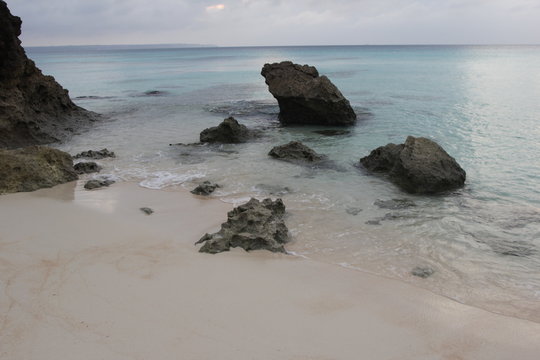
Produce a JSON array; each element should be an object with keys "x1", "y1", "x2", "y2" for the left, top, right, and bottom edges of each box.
[{"x1": 27, "y1": 45, "x2": 540, "y2": 322}]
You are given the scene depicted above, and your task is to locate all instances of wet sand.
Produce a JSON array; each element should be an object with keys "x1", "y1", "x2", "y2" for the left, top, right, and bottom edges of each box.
[{"x1": 1, "y1": 182, "x2": 539, "y2": 359}]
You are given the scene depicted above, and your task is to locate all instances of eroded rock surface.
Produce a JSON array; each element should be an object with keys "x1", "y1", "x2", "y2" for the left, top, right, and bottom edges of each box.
[
  {"x1": 261, "y1": 61, "x2": 356, "y2": 126},
  {"x1": 196, "y1": 198, "x2": 289, "y2": 254},
  {"x1": 0, "y1": 146, "x2": 78, "y2": 193},
  {"x1": 200, "y1": 117, "x2": 251, "y2": 143},
  {"x1": 269, "y1": 141, "x2": 325, "y2": 163},
  {"x1": 360, "y1": 136, "x2": 466, "y2": 194},
  {"x1": 0, "y1": 1, "x2": 96, "y2": 149},
  {"x1": 74, "y1": 161, "x2": 101, "y2": 174}
]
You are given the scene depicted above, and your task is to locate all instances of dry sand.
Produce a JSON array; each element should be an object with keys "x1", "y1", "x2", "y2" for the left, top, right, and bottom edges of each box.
[{"x1": 1, "y1": 181, "x2": 539, "y2": 360}]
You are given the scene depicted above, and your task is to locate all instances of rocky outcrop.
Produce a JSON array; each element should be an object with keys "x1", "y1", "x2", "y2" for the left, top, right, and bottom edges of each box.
[
  {"x1": 191, "y1": 181, "x2": 220, "y2": 196},
  {"x1": 73, "y1": 148, "x2": 115, "y2": 159},
  {"x1": 74, "y1": 161, "x2": 101, "y2": 174},
  {"x1": 360, "y1": 136, "x2": 466, "y2": 194},
  {"x1": 0, "y1": 146, "x2": 78, "y2": 194},
  {"x1": 195, "y1": 198, "x2": 289, "y2": 254},
  {"x1": 261, "y1": 61, "x2": 356, "y2": 126},
  {"x1": 84, "y1": 179, "x2": 115, "y2": 190},
  {"x1": 200, "y1": 117, "x2": 251, "y2": 143},
  {"x1": 268, "y1": 141, "x2": 325, "y2": 163},
  {"x1": 0, "y1": 1, "x2": 96, "y2": 149}
]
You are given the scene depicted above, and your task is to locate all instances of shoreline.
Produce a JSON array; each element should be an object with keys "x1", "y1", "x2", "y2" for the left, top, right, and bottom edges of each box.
[{"x1": 1, "y1": 181, "x2": 539, "y2": 359}]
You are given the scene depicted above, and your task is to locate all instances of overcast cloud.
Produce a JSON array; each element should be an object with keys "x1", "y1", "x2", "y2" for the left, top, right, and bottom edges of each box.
[{"x1": 7, "y1": 0, "x2": 540, "y2": 46}]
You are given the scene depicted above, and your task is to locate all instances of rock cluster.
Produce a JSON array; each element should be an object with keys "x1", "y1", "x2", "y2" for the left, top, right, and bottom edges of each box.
[
  {"x1": 196, "y1": 198, "x2": 289, "y2": 254},
  {"x1": 360, "y1": 136, "x2": 466, "y2": 194},
  {"x1": 73, "y1": 148, "x2": 115, "y2": 159},
  {"x1": 0, "y1": 146, "x2": 78, "y2": 194},
  {"x1": 268, "y1": 141, "x2": 325, "y2": 163},
  {"x1": 0, "y1": 1, "x2": 96, "y2": 149},
  {"x1": 191, "y1": 181, "x2": 220, "y2": 195},
  {"x1": 261, "y1": 61, "x2": 356, "y2": 126},
  {"x1": 200, "y1": 117, "x2": 251, "y2": 143}
]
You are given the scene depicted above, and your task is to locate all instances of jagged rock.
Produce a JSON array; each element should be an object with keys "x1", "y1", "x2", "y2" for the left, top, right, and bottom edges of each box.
[
  {"x1": 0, "y1": 1, "x2": 96, "y2": 149},
  {"x1": 0, "y1": 146, "x2": 78, "y2": 194},
  {"x1": 268, "y1": 141, "x2": 325, "y2": 162},
  {"x1": 200, "y1": 117, "x2": 251, "y2": 143},
  {"x1": 374, "y1": 198, "x2": 416, "y2": 209},
  {"x1": 195, "y1": 198, "x2": 289, "y2": 254},
  {"x1": 74, "y1": 161, "x2": 101, "y2": 174},
  {"x1": 411, "y1": 266, "x2": 435, "y2": 278},
  {"x1": 191, "y1": 181, "x2": 219, "y2": 195},
  {"x1": 360, "y1": 136, "x2": 466, "y2": 194},
  {"x1": 84, "y1": 179, "x2": 115, "y2": 190},
  {"x1": 261, "y1": 61, "x2": 356, "y2": 126},
  {"x1": 140, "y1": 207, "x2": 154, "y2": 215},
  {"x1": 73, "y1": 148, "x2": 116, "y2": 159}
]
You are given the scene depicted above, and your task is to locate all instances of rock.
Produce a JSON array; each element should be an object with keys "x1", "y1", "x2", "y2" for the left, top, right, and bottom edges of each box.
[
  {"x1": 346, "y1": 207, "x2": 363, "y2": 216},
  {"x1": 411, "y1": 266, "x2": 435, "y2": 278},
  {"x1": 73, "y1": 148, "x2": 116, "y2": 159},
  {"x1": 140, "y1": 207, "x2": 154, "y2": 215},
  {"x1": 195, "y1": 198, "x2": 289, "y2": 254},
  {"x1": 191, "y1": 181, "x2": 220, "y2": 195},
  {"x1": 84, "y1": 179, "x2": 115, "y2": 190},
  {"x1": 365, "y1": 220, "x2": 381, "y2": 225},
  {"x1": 261, "y1": 61, "x2": 356, "y2": 126},
  {"x1": 0, "y1": 1, "x2": 97, "y2": 149},
  {"x1": 360, "y1": 136, "x2": 466, "y2": 194},
  {"x1": 0, "y1": 146, "x2": 78, "y2": 194},
  {"x1": 200, "y1": 117, "x2": 251, "y2": 143},
  {"x1": 374, "y1": 198, "x2": 416, "y2": 210},
  {"x1": 143, "y1": 90, "x2": 167, "y2": 96},
  {"x1": 268, "y1": 141, "x2": 325, "y2": 163},
  {"x1": 313, "y1": 129, "x2": 350, "y2": 136},
  {"x1": 73, "y1": 161, "x2": 101, "y2": 174}
]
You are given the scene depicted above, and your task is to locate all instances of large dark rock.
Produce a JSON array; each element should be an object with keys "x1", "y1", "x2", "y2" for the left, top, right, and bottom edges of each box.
[
  {"x1": 268, "y1": 141, "x2": 325, "y2": 163},
  {"x1": 360, "y1": 136, "x2": 466, "y2": 194},
  {"x1": 261, "y1": 61, "x2": 356, "y2": 126},
  {"x1": 0, "y1": 146, "x2": 78, "y2": 194},
  {"x1": 0, "y1": 1, "x2": 96, "y2": 149},
  {"x1": 200, "y1": 117, "x2": 251, "y2": 143},
  {"x1": 195, "y1": 198, "x2": 289, "y2": 254},
  {"x1": 74, "y1": 161, "x2": 101, "y2": 174}
]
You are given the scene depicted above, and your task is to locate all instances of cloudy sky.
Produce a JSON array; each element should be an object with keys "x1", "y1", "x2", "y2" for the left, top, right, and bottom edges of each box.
[{"x1": 8, "y1": 0, "x2": 540, "y2": 46}]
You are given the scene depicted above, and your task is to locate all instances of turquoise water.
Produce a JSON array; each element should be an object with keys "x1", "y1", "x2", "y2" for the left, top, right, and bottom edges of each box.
[{"x1": 28, "y1": 45, "x2": 540, "y2": 321}]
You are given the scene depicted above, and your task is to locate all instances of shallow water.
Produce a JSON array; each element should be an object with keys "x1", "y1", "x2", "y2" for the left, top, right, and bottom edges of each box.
[{"x1": 28, "y1": 45, "x2": 540, "y2": 322}]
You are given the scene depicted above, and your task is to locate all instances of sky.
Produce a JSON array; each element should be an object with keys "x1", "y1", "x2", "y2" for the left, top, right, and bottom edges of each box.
[{"x1": 7, "y1": 0, "x2": 540, "y2": 46}]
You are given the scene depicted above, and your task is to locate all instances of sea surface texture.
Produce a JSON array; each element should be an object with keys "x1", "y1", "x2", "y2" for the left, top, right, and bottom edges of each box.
[{"x1": 28, "y1": 45, "x2": 540, "y2": 322}]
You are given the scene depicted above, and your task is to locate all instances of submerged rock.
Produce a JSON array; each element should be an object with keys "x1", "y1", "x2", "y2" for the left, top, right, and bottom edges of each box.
[
  {"x1": 84, "y1": 179, "x2": 115, "y2": 190},
  {"x1": 74, "y1": 161, "x2": 101, "y2": 174},
  {"x1": 268, "y1": 141, "x2": 325, "y2": 163},
  {"x1": 0, "y1": 146, "x2": 78, "y2": 194},
  {"x1": 140, "y1": 207, "x2": 154, "y2": 215},
  {"x1": 73, "y1": 148, "x2": 116, "y2": 159},
  {"x1": 374, "y1": 198, "x2": 416, "y2": 210},
  {"x1": 261, "y1": 61, "x2": 356, "y2": 126},
  {"x1": 0, "y1": 1, "x2": 96, "y2": 149},
  {"x1": 360, "y1": 136, "x2": 466, "y2": 194},
  {"x1": 200, "y1": 117, "x2": 251, "y2": 143},
  {"x1": 313, "y1": 129, "x2": 351, "y2": 136},
  {"x1": 196, "y1": 198, "x2": 289, "y2": 254},
  {"x1": 191, "y1": 181, "x2": 220, "y2": 196},
  {"x1": 346, "y1": 207, "x2": 363, "y2": 216},
  {"x1": 411, "y1": 266, "x2": 435, "y2": 278}
]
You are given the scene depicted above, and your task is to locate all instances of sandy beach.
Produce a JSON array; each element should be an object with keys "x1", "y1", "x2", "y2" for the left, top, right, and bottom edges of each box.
[{"x1": 1, "y1": 181, "x2": 539, "y2": 360}]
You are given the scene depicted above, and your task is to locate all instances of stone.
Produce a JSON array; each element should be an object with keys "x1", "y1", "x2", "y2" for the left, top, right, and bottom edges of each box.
[
  {"x1": 140, "y1": 207, "x2": 154, "y2": 215},
  {"x1": 360, "y1": 136, "x2": 466, "y2": 194},
  {"x1": 261, "y1": 61, "x2": 356, "y2": 126},
  {"x1": 411, "y1": 266, "x2": 435, "y2": 278},
  {"x1": 191, "y1": 181, "x2": 220, "y2": 195},
  {"x1": 73, "y1": 161, "x2": 101, "y2": 174},
  {"x1": 199, "y1": 117, "x2": 251, "y2": 143},
  {"x1": 0, "y1": 146, "x2": 78, "y2": 194},
  {"x1": 268, "y1": 141, "x2": 325, "y2": 163},
  {"x1": 84, "y1": 179, "x2": 115, "y2": 190},
  {"x1": 195, "y1": 198, "x2": 289, "y2": 254},
  {"x1": 0, "y1": 1, "x2": 96, "y2": 149},
  {"x1": 73, "y1": 148, "x2": 115, "y2": 159}
]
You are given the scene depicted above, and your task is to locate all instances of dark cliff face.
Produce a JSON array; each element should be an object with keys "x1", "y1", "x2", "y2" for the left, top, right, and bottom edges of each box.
[{"x1": 0, "y1": 0, "x2": 96, "y2": 149}]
